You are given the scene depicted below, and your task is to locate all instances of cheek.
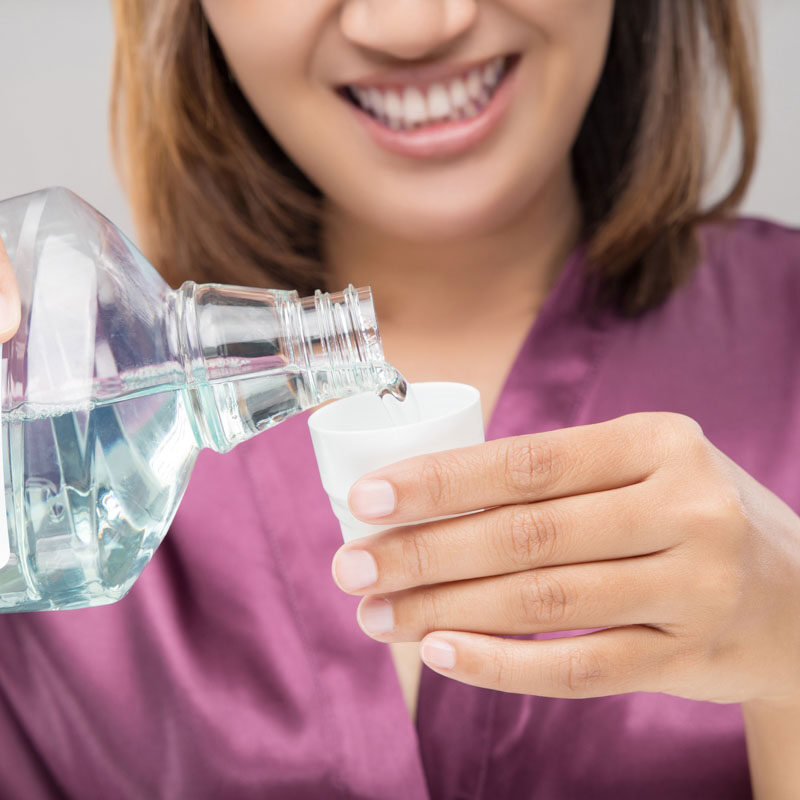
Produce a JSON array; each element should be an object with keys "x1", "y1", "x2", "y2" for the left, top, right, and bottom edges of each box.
[
  {"x1": 522, "y1": 5, "x2": 614, "y2": 164},
  {"x1": 505, "y1": 0, "x2": 615, "y2": 113},
  {"x1": 201, "y1": 1, "x2": 333, "y2": 113},
  {"x1": 512, "y1": 0, "x2": 615, "y2": 88},
  {"x1": 504, "y1": 0, "x2": 614, "y2": 39}
]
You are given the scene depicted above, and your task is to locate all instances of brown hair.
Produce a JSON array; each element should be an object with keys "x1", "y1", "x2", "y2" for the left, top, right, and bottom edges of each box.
[{"x1": 110, "y1": 0, "x2": 758, "y2": 315}]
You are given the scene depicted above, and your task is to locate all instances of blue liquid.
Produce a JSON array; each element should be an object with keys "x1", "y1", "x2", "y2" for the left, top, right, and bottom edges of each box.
[
  {"x1": 1, "y1": 362, "x2": 408, "y2": 612},
  {"x1": 0, "y1": 371, "x2": 308, "y2": 612}
]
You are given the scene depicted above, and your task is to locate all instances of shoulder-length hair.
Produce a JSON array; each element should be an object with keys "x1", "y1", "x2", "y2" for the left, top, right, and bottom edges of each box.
[{"x1": 110, "y1": 0, "x2": 758, "y2": 316}]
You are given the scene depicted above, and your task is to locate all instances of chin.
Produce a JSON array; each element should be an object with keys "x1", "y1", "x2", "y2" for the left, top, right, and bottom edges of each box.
[{"x1": 361, "y1": 191, "x2": 523, "y2": 243}]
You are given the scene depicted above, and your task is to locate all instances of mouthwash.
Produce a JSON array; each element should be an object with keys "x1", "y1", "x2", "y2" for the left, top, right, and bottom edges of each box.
[
  {"x1": 0, "y1": 186, "x2": 404, "y2": 612},
  {"x1": 380, "y1": 384, "x2": 421, "y2": 426}
]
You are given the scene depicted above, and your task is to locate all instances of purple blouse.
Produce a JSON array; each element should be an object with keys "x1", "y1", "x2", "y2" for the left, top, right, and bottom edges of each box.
[{"x1": 0, "y1": 218, "x2": 799, "y2": 799}]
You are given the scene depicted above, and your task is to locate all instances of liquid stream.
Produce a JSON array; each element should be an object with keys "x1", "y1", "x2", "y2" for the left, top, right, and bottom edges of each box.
[{"x1": 380, "y1": 387, "x2": 422, "y2": 427}]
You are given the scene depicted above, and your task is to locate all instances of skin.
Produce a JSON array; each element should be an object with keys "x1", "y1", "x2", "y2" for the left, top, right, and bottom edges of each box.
[{"x1": 1, "y1": 0, "x2": 797, "y2": 795}]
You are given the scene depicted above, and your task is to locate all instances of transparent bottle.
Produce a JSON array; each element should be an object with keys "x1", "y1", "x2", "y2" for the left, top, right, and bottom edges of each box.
[{"x1": 0, "y1": 187, "x2": 403, "y2": 612}]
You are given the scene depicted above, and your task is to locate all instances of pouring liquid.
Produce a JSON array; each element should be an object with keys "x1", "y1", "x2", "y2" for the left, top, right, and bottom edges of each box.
[{"x1": 379, "y1": 372, "x2": 423, "y2": 427}]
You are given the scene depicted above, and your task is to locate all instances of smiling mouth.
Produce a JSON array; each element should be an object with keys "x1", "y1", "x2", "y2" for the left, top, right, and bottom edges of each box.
[{"x1": 339, "y1": 54, "x2": 520, "y2": 132}]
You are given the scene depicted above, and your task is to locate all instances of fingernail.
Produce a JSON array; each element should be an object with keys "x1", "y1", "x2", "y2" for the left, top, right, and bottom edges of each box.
[
  {"x1": 349, "y1": 479, "x2": 396, "y2": 520},
  {"x1": 333, "y1": 549, "x2": 378, "y2": 592},
  {"x1": 421, "y1": 637, "x2": 456, "y2": 670},
  {"x1": 358, "y1": 597, "x2": 394, "y2": 636}
]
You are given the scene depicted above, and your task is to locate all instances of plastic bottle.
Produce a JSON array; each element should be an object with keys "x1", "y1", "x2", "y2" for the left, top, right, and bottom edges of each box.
[{"x1": 0, "y1": 187, "x2": 404, "y2": 612}]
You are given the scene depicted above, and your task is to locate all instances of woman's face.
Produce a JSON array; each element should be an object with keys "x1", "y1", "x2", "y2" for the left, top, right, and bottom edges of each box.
[{"x1": 201, "y1": 0, "x2": 614, "y2": 242}]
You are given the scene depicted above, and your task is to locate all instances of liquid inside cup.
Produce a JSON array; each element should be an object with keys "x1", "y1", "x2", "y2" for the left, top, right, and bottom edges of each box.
[
  {"x1": 312, "y1": 382, "x2": 479, "y2": 432},
  {"x1": 380, "y1": 386, "x2": 422, "y2": 426}
]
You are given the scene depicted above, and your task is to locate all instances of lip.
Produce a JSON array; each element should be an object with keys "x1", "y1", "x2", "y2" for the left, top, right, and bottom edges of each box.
[{"x1": 342, "y1": 56, "x2": 520, "y2": 160}]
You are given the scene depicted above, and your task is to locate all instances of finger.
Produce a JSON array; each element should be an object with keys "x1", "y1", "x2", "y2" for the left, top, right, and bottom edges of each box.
[
  {"x1": 356, "y1": 555, "x2": 678, "y2": 642},
  {"x1": 418, "y1": 626, "x2": 673, "y2": 698},
  {"x1": 0, "y1": 237, "x2": 21, "y2": 340},
  {"x1": 347, "y1": 412, "x2": 702, "y2": 523},
  {"x1": 333, "y1": 480, "x2": 674, "y2": 595}
]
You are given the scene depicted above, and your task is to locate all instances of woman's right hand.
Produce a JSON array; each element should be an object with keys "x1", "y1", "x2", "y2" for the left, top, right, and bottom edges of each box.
[{"x1": 0, "y1": 238, "x2": 21, "y2": 341}]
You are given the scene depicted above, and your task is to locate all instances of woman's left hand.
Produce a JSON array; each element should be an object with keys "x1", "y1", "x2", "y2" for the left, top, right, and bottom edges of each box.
[{"x1": 332, "y1": 412, "x2": 800, "y2": 706}]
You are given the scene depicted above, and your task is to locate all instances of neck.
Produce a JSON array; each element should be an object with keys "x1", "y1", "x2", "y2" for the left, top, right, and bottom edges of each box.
[{"x1": 322, "y1": 163, "x2": 582, "y2": 335}]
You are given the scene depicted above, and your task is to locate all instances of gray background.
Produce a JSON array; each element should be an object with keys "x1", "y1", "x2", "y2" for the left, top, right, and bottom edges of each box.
[{"x1": 0, "y1": 0, "x2": 798, "y2": 245}]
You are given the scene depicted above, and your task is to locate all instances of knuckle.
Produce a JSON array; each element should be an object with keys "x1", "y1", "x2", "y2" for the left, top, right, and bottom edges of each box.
[
  {"x1": 670, "y1": 624, "x2": 718, "y2": 676},
  {"x1": 634, "y1": 411, "x2": 704, "y2": 459},
  {"x1": 671, "y1": 412, "x2": 704, "y2": 439},
  {"x1": 419, "y1": 456, "x2": 453, "y2": 509},
  {"x1": 417, "y1": 587, "x2": 445, "y2": 634},
  {"x1": 505, "y1": 505, "x2": 560, "y2": 568},
  {"x1": 486, "y1": 644, "x2": 513, "y2": 688},
  {"x1": 663, "y1": 630, "x2": 698, "y2": 667},
  {"x1": 516, "y1": 571, "x2": 572, "y2": 628},
  {"x1": 662, "y1": 412, "x2": 706, "y2": 453},
  {"x1": 557, "y1": 645, "x2": 607, "y2": 696},
  {"x1": 502, "y1": 437, "x2": 559, "y2": 494},
  {"x1": 713, "y1": 486, "x2": 746, "y2": 532},
  {"x1": 682, "y1": 484, "x2": 746, "y2": 539},
  {"x1": 693, "y1": 554, "x2": 745, "y2": 622},
  {"x1": 399, "y1": 530, "x2": 435, "y2": 584},
  {"x1": 714, "y1": 484, "x2": 747, "y2": 527}
]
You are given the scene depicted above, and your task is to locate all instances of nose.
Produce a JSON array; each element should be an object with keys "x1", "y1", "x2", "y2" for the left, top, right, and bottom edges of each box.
[{"x1": 340, "y1": 0, "x2": 478, "y2": 61}]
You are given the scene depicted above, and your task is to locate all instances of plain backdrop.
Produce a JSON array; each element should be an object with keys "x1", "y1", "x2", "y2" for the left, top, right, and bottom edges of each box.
[{"x1": 0, "y1": 0, "x2": 798, "y2": 250}]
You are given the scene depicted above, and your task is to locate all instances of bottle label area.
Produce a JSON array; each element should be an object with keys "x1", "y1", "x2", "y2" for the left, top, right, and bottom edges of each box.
[{"x1": 0, "y1": 353, "x2": 8, "y2": 568}]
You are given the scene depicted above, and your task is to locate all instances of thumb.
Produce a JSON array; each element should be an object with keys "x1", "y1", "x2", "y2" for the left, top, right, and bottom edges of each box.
[{"x1": 0, "y1": 237, "x2": 21, "y2": 341}]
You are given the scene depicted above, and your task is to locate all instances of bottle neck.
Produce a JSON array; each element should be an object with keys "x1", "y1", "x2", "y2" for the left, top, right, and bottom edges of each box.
[
  {"x1": 167, "y1": 281, "x2": 397, "y2": 452},
  {"x1": 291, "y1": 285, "x2": 392, "y2": 403}
]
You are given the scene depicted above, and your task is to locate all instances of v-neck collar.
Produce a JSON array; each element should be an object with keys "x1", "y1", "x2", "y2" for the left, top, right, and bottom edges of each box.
[{"x1": 236, "y1": 244, "x2": 619, "y2": 799}]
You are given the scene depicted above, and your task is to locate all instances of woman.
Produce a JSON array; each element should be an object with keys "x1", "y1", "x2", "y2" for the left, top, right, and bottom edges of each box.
[{"x1": 0, "y1": 0, "x2": 798, "y2": 797}]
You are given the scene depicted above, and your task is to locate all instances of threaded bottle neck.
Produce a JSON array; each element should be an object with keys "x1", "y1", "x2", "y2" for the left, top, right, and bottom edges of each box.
[
  {"x1": 290, "y1": 285, "x2": 394, "y2": 403},
  {"x1": 170, "y1": 281, "x2": 401, "y2": 452}
]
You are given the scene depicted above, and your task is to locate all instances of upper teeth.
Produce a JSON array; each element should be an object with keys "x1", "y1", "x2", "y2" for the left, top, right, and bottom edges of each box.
[{"x1": 348, "y1": 56, "x2": 507, "y2": 130}]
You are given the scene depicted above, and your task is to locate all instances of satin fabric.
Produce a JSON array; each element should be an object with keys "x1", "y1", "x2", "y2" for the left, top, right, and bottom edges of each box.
[{"x1": 0, "y1": 218, "x2": 798, "y2": 799}]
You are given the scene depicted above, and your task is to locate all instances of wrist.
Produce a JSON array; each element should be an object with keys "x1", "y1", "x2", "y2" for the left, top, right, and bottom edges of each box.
[
  {"x1": 741, "y1": 693, "x2": 800, "y2": 798},
  {"x1": 742, "y1": 693, "x2": 800, "y2": 717}
]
